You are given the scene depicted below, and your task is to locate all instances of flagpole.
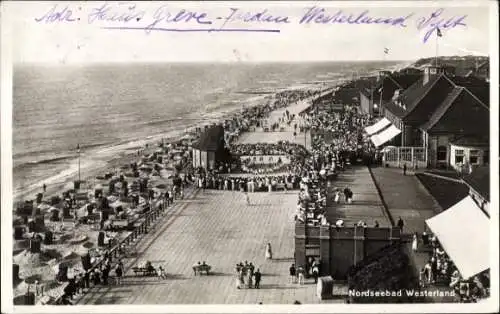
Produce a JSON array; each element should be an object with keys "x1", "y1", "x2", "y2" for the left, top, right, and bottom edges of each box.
[{"x1": 435, "y1": 30, "x2": 439, "y2": 67}]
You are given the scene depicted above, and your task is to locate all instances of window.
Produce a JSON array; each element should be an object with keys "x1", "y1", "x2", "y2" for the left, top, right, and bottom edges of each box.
[
  {"x1": 437, "y1": 146, "x2": 447, "y2": 161},
  {"x1": 455, "y1": 149, "x2": 464, "y2": 164},
  {"x1": 469, "y1": 150, "x2": 480, "y2": 164}
]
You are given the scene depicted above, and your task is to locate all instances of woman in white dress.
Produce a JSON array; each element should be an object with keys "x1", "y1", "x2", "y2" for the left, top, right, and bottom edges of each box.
[
  {"x1": 265, "y1": 243, "x2": 273, "y2": 260},
  {"x1": 236, "y1": 269, "x2": 245, "y2": 289},
  {"x1": 412, "y1": 233, "x2": 419, "y2": 252}
]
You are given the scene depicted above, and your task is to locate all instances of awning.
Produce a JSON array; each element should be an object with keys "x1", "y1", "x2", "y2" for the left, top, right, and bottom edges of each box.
[
  {"x1": 364, "y1": 118, "x2": 391, "y2": 136},
  {"x1": 426, "y1": 196, "x2": 490, "y2": 279},
  {"x1": 370, "y1": 125, "x2": 401, "y2": 147}
]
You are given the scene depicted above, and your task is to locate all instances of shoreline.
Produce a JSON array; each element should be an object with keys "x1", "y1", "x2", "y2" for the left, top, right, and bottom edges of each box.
[
  {"x1": 10, "y1": 60, "x2": 411, "y2": 303},
  {"x1": 13, "y1": 85, "x2": 330, "y2": 205},
  {"x1": 12, "y1": 58, "x2": 413, "y2": 204}
]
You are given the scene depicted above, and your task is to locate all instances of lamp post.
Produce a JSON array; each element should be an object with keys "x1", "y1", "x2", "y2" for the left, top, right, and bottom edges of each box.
[{"x1": 77, "y1": 144, "x2": 81, "y2": 187}]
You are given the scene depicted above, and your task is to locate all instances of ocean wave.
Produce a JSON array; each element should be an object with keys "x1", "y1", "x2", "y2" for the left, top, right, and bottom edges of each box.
[
  {"x1": 145, "y1": 117, "x2": 188, "y2": 127},
  {"x1": 235, "y1": 90, "x2": 275, "y2": 95},
  {"x1": 14, "y1": 155, "x2": 77, "y2": 169}
]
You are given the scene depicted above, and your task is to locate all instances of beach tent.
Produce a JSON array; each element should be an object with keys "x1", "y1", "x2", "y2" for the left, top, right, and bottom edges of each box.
[
  {"x1": 370, "y1": 125, "x2": 402, "y2": 147},
  {"x1": 425, "y1": 196, "x2": 490, "y2": 279},
  {"x1": 364, "y1": 118, "x2": 391, "y2": 136}
]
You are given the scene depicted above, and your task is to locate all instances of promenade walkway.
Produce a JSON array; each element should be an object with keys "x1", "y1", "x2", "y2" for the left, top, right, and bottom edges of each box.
[
  {"x1": 326, "y1": 166, "x2": 391, "y2": 228},
  {"x1": 236, "y1": 99, "x2": 313, "y2": 150},
  {"x1": 369, "y1": 167, "x2": 442, "y2": 235},
  {"x1": 369, "y1": 167, "x2": 456, "y2": 302},
  {"x1": 75, "y1": 98, "x2": 340, "y2": 304},
  {"x1": 76, "y1": 189, "x2": 339, "y2": 304}
]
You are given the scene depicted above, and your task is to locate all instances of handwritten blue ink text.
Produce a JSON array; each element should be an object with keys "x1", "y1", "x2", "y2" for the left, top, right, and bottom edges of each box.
[{"x1": 34, "y1": 4, "x2": 76, "y2": 23}]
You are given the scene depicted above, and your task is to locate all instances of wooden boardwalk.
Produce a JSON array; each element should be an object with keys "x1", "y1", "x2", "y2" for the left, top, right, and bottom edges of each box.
[
  {"x1": 326, "y1": 166, "x2": 392, "y2": 228},
  {"x1": 76, "y1": 189, "x2": 338, "y2": 304}
]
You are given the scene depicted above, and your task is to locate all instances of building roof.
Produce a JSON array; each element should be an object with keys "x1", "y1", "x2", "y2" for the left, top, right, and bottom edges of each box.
[
  {"x1": 384, "y1": 73, "x2": 489, "y2": 131},
  {"x1": 465, "y1": 60, "x2": 489, "y2": 77},
  {"x1": 369, "y1": 74, "x2": 421, "y2": 104},
  {"x1": 420, "y1": 86, "x2": 464, "y2": 131},
  {"x1": 424, "y1": 88, "x2": 490, "y2": 136},
  {"x1": 449, "y1": 76, "x2": 490, "y2": 105},
  {"x1": 192, "y1": 125, "x2": 225, "y2": 151},
  {"x1": 450, "y1": 135, "x2": 489, "y2": 147},
  {"x1": 463, "y1": 166, "x2": 490, "y2": 201}
]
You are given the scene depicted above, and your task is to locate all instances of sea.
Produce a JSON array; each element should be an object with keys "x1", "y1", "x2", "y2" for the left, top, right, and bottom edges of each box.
[{"x1": 13, "y1": 61, "x2": 406, "y2": 196}]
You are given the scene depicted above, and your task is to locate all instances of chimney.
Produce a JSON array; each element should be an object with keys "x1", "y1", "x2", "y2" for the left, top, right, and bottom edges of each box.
[{"x1": 423, "y1": 65, "x2": 445, "y2": 85}]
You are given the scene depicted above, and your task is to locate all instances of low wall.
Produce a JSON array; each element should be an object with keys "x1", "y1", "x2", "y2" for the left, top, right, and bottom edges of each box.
[
  {"x1": 239, "y1": 155, "x2": 290, "y2": 165},
  {"x1": 295, "y1": 224, "x2": 401, "y2": 280}
]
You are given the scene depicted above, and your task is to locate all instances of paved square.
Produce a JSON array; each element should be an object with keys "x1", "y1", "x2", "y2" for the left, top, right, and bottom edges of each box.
[{"x1": 77, "y1": 189, "x2": 340, "y2": 304}]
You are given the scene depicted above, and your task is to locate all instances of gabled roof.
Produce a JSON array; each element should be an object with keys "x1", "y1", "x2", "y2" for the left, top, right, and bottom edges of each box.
[
  {"x1": 449, "y1": 76, "x2": 490, "y2": 106},
  {"x1": 384, "y1": 73, "x2": 489, "y2": 130},
  {"x1": 403, "y1": 75, "x2": 457, "y2": 125},
  {"x1": 463, "y1": 166, "x2": 490, "y2": 201},
  {"x1": 420, "y1": 87, "x2": 464, "y2": 131},
  {"x1": 425, "y1": 88, "x2": 490, "y2": 136},
  {"x1": 423, "y1": 87, "x2": 490, "y2": 137},
  {"x1": 372, "y1": 74, "x2": 421, "y2": 104}
]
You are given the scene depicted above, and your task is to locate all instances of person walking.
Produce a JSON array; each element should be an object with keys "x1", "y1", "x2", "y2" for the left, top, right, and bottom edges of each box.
[
  {"x1": 247, "y1": 268, "x2": 253, "y2": 289},
  {"x1": 158, "y1": 266, "x2": 167, "y2": 280},
  {"x1": 343, "y1": 187, "x2": 349, "y2": 202},
  {"x1": 297, "y1": 266, "x2": 305, "y2": 285},
  {"x1": 403, "y1": 164, "x2": 407, "y2": 176},
  {"x1": 397, "y1": 216, "x2": 405, "y2": 233},
  {"x1": 245, "y1": 192, "x2": 250, "y2": 205},
  {"x1": 334, "y1": 189, "x2": 341, "y2": 204},
  {"x1": 312, "y1": 264, "x2": 319, "y2": 284},
  {"x1": 35, "y1": 280, "x2": 40, "y2": 296},
  {"x1": 347, "y1": 188, "x2": 353, "y2": 204},
  {"x1": 43, "y1": 184, "x2": 47, "y2": 193},
  {"x1": 253, "y1": 269, "x2": 262, "y2": 289},
  {"x1": 115, "y1": 264, "x2": 123, "y2": 285},
  {"x1": 289, "y1": 264, "x2": 296, "y2": 283},
  {"x1": 265, "y1": 243, "x2": 273, "y2": 260},
  {"x1": 412, "y1": 233, "x2": 419, "y2": 252}
]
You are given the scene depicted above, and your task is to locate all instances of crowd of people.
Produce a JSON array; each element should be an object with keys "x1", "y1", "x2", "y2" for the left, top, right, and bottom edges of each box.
[
  {"x1": 190, "y1": 167, "x2": 304, "y2": 193},
  {"x1": 223, "y1": 89, "x2": 321, "y2": 145},
  {"x1": 291, "y1": 104, "x2": 375, "y2": 227},
  {"x1": 415, "y1": 232, "x2": 490, "y2": 302},
  {"x1": 230, "y1": 142, "x2": 307, "y2": 157},
  {"x1": 234, "y1": 261, "x2": 262, "y2": 289}
]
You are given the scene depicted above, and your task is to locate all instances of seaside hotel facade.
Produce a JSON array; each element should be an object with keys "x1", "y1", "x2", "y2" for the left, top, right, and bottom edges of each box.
[{"x1": 360, "y1": 65, "x2": 490, "y2": 172}]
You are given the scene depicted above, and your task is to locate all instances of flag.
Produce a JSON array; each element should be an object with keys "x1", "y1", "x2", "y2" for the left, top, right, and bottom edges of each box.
[
  {"x1": 436, "y1": 28, "x2": 443, "y2": 37},
  {"x1": 384, "y1": 48, "x2": 389, "y2": 54}
]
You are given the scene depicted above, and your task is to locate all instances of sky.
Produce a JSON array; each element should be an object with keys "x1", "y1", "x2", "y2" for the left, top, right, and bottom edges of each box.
[{"x1": 2, "y1": 1, "x2": 494, "y2": 63}]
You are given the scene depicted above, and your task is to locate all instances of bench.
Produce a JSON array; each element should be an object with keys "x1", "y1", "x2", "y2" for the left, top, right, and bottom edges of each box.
[
  {"x1": 193, "y1": 264, "x2": 211, "y2": 275},
  {"x1": 132, "y1": 266, "x2": 157, "y2": 276}
]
